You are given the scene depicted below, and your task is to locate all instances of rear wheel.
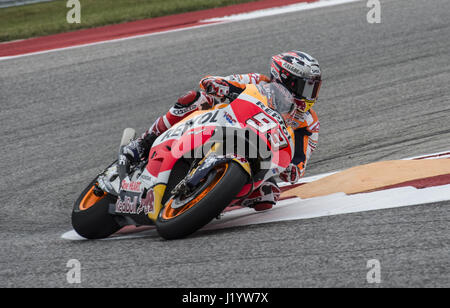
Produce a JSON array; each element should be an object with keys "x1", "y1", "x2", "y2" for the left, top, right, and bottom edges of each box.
[
  {"x1": 155, "y1": 161, "x2": 248, "y2": 240},
  {"x1": 71, "y1": 180, "x2": 120, "y2": 239}
]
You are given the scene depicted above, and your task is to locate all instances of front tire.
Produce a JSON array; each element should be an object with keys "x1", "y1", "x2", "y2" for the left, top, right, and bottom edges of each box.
[
  {"x1": 72, "y1": 180, "x2": 120, "y2": 239},
  {"x1": 155, "y1": 161, "x2": 248, "y2": 240}
]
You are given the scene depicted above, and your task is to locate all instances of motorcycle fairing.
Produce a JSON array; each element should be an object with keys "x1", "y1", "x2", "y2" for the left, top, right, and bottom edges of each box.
[{"x1": 113, "y1": 84, "x2": 295, "y2": 223}]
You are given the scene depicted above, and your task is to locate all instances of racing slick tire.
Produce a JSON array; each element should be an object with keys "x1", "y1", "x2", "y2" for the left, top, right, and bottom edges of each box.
[
  {"x1": 72, "y1": 179, "x2": 120, "y2": 239},
  {"x1": 156, "y1": 161, "x2": 248, "y2": 240}
]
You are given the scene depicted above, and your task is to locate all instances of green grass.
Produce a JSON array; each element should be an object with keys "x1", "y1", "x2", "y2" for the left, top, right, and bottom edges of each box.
[{"x1": 0, "y1": 0, "x2": 261, "y2": 42}]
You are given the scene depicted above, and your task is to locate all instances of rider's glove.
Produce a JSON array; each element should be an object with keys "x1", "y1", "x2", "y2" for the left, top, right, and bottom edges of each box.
[
  {"x1": 200, "y1": 77, "x2": 230, "y2": 98},
  {"x1": 176, "y1": 90, "x2": 215, "y2": 111},
  {"x1": 279, "y1": 163, "x2": 304, "y2": 184},
  {"x1": 197, "y1": 91, "x2": 216, "y2": 110}
]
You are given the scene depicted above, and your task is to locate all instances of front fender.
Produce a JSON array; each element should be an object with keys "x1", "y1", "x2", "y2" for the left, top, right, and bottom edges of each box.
[{"x1": 185, "y1": 149, "x2": 252, "y2": 189}]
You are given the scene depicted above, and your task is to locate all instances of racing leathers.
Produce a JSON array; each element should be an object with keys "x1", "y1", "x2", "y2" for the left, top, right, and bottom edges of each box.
[{"x1": 120, "y1": 73, "x2": 319, "y2": 211}]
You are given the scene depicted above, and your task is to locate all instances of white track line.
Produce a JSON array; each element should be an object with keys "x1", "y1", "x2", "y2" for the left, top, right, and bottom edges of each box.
[
  {"x1": 202, "y1": 0, "x2": 363, "y2": 22},
  {"x1": 405, "y1": 150, "x2": 450, "y2": 160}
]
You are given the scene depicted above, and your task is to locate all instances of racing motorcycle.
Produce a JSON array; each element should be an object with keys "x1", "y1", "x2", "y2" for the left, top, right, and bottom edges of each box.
[{"x1": 72, "y1": 83, "x2": 295, "y2": 240}]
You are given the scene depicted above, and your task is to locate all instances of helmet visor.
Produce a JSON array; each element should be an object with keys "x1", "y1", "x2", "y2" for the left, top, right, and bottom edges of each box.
[{"x1": 285, "y1": 75, "x2": 322, "y2": 100}]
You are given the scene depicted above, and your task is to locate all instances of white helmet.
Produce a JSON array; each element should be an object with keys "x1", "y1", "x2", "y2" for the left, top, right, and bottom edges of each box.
[{"x1": 270, "y1": 51, "x2": 322, "y2": 113}]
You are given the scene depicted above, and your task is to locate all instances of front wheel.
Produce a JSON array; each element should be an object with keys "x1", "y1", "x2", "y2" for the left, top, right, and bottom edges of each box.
[{"x1": 155, "y1": 161, "x2": 248, "y2": 240}]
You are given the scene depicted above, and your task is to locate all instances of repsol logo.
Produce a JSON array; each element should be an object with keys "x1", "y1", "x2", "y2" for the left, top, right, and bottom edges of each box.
[{"x1": 160, "y1": 110, "x2": 220, "y2": 141}]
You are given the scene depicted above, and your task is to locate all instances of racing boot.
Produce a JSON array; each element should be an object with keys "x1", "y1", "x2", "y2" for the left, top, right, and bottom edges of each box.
[
  {"x1": 239, "y1": 179, "x2": 281, "y2": 212},
  {"x1": 118, "y1": 131, "x2": 158, "y2": 180},
  {"x1": 120, "y1": 132, "x2": 158, "y2": 164}
]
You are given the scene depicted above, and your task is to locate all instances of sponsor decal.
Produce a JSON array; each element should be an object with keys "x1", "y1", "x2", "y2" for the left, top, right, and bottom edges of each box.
[
  {"x1": 199, "y1": 110, "x2": 220, "y2": 124},
  {"x1": 241, "y1": 196, "x2": 263, "y2": 207},
  {"x1": 137, "y1": 189, "x2": 155, "y2": 215},
  {"x1": 115, "y1": 188, "x2": 155, "y2": 215},
  {"x1": 282, "y1": 62, "x2": 305, "y2": 77},
  {"x1": 224, "y1": 112, "x2": 236, "y2": 124},
  {"x1": 121, "y1": 180, "x2": 141, "y2": 192},
  {"x1": 115, "y1": 195, "x2": 139, "y2": 214},
  {"x1": 270, "y1": 67, "x2": 280, "y2": 80},
  {"x1": 160, "y1": 110, "x2": 220, "y2": 141},
  {"x1": 172, "y1": 104, "x2": 198, "y2": 115},
  {"x1": 139, "y1": 174, "x2": 154, "y2": 182}
]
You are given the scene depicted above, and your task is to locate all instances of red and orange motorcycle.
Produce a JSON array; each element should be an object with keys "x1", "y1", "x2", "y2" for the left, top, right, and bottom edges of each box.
[{"x1": 72, "y1": 83, "x2": 295, "y2": 239}]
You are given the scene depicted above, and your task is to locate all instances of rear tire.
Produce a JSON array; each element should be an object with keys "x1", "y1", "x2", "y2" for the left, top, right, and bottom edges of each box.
[
  {"x1": 155, "y1": 161, "x2": 248, "y2": 240},
  {"x1": 72, "y1": 180, "x2": 120, "y2": 239}
]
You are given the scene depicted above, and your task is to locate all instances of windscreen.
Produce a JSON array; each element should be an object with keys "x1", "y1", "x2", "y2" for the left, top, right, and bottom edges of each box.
[{"x1": 260, "y1": 82, "x2": 296, "y2": 115}]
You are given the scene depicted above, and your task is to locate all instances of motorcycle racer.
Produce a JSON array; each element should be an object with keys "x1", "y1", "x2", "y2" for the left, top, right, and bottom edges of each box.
[{"x1": 120, "y1": 51, "x2": 321, "y2": 212}]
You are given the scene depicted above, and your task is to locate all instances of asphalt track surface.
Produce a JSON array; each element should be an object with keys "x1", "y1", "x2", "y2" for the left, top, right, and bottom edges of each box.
[{"x1": 0, "y1": 0, "x2": 449, "y2": 288}]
